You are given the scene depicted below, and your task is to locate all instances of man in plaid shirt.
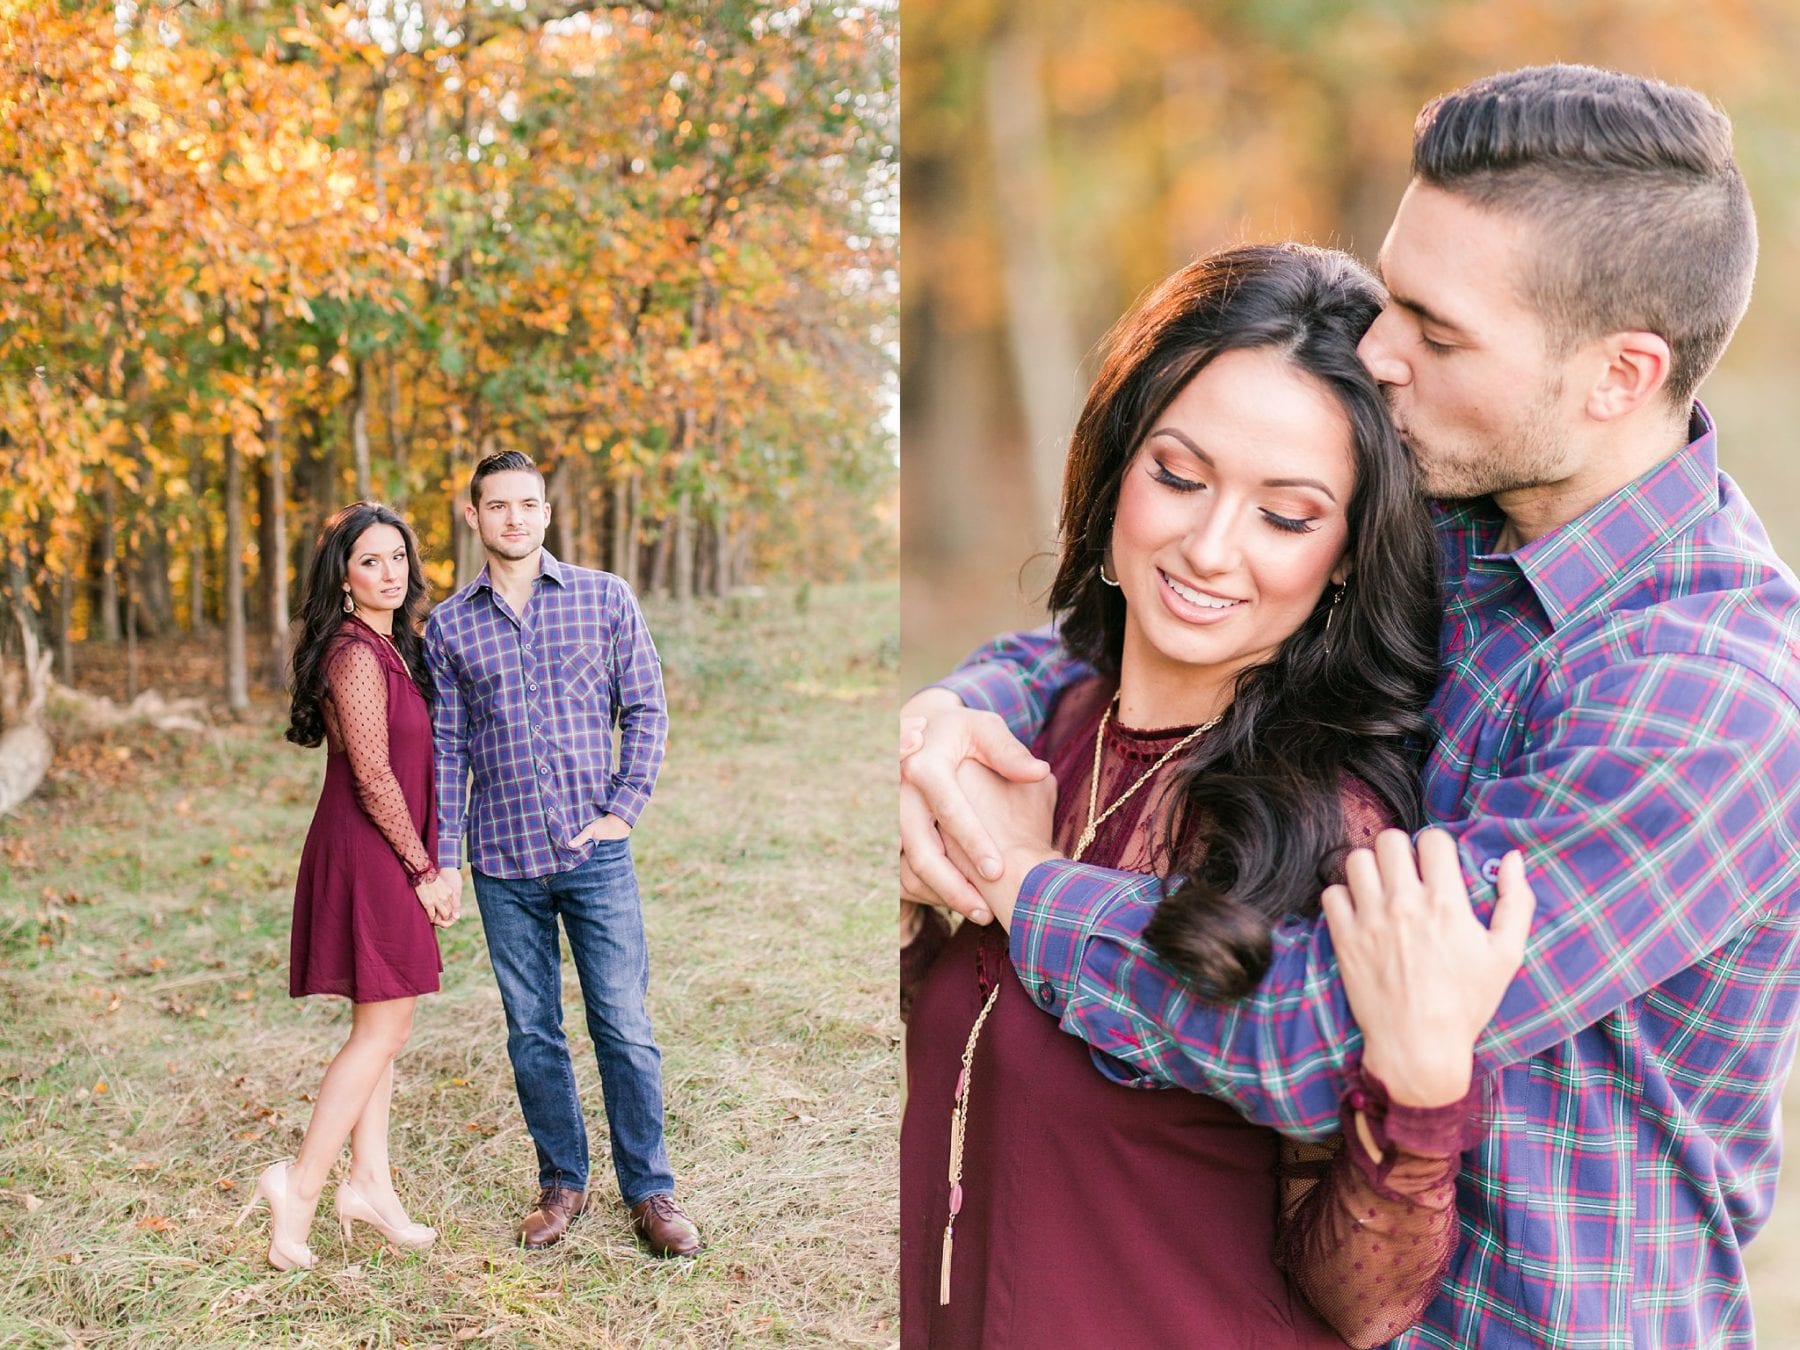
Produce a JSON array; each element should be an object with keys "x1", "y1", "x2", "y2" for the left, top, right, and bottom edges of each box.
[
  {"x1": 901, "y1": 67, "x2": 1800, "y2": 1346},
  {"x1": 425, "y1": 451, "x2": 703, "y2": 1258}
]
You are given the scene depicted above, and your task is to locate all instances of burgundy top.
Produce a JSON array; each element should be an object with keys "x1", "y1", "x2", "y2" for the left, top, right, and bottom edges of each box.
[
  {"x1": 289, "y1": 618, "x2": 442, "y2": 1003},
  {"x1": 900, "y1": 677, "x2": 1472, "y2": 1348}
]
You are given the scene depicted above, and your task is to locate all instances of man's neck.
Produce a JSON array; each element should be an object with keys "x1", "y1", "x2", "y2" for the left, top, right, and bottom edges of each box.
[
  {"x1": 486, "y1": 548, "x2": 543, "y2": 607},
  {"x1": 1492, "y1": 410, "x2": 1693, "y2": 552}
]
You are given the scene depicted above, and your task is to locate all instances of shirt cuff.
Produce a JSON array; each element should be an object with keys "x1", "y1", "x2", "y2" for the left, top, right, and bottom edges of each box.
[
  {"x1": 606, "y1": 785, "x2": 650, "y2": 827},
  {"x1": 1007, "y1": 857, "x2": 1146, "y2": 1018},
  {"x1": 933, "y1": 669, "x2": 1036, "y2": 741}
]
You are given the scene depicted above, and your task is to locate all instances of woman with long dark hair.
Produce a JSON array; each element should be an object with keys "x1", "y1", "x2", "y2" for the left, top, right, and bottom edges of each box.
[
  {"x1": 899, "y1": 244, "x2": 1531, "y2": 1347},
  {"x1": 234, "y1": 502, "x2": 457, "y2": 1270}
]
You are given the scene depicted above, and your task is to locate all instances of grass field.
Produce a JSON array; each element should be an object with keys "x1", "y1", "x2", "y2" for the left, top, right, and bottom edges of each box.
[{"x1": 0, "y1": 580, "x2": 898, "y2": 1349}]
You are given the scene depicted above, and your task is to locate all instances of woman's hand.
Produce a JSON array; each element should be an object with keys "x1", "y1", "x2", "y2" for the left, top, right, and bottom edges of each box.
[
  {"x1": 899, "y1": 691, "x2": 1051, "y2": 924},
  {"x1": 414, "y1": 869, "x2": 460, "y2": 928},
  {"x1": 1321, "y1": 829, "x2": 1535, "y2": 1106}
]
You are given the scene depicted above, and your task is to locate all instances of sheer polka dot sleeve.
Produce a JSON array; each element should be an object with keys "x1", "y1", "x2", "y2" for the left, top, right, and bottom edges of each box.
[
  {"x1": 323, "y1": 636, "x2": 438, "y2": 885},
  {"x1": 1269, "y1": 774, "x2": 1480, "y2": 1347}
]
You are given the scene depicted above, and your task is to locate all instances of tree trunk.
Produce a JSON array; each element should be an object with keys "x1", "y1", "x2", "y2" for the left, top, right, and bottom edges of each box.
[
  {"x1": 610, "y1": 475, "x2": 636, "y2": 586},
  {"x1": 98, "y1": 472, "x2": 122, "y2": 641},
  {"x1": 384, "y1": 351, "x2": 407, "y2": 508},
  {"x1": 672, "y1": 493, "x2": 695, "y2": 606},
  {"x1": 56, "y1": 569, "x2": 73, "y2": 685},
  {"x1": 124, "y1": 534, "x2": 139, "y2": 703},
  {"x1": 264, "y1": 407, "x2": 291, "y2": 687},
  {"x1": 647, "y1": 521, "x2": 671, "y2": 598},
  {"x1": 188, "y1": 452, "x2": 209, "y2": 634},
  {"x1": 350, "y1": 356, "x2": 372, "y2": 500},
  {"x1": 0, "y1": 609, "x2": 52, "y2": 817},
  {"x1": 986, "y1": 24, "x2": 1084, "y2": 535},
  {"x1": 223, "y1": 436, "x2": 249, "y2": 712},
  {"x1": 135, "y1": 523, "x2": 173, "y2": 638}
]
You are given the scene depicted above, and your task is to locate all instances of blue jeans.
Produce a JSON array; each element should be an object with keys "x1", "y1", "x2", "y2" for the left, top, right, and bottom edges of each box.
[{"x1": 472, "y1": 839, "x2": 674, "y2": 1205}]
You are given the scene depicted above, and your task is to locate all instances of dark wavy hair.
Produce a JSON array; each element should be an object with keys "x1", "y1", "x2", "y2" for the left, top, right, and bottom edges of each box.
[
  {"x1": 1048, "y1": 242, "x2": 1442, "y2": 1000},
  {"x1": 286, "y1": 502, "x2": 435, "y2": 748}
]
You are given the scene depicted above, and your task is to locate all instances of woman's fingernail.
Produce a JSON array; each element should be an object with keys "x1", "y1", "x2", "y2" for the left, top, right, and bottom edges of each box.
[
  {"x1": 971, "y1": 908, "x2": 990, "y2": 925},
  {"x1": 979, "y1": 855, "x2": 1003, "y2": 880}
]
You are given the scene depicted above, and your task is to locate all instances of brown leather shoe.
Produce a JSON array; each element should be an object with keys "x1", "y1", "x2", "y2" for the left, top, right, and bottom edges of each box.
[
  {"x1": 629, "y1": 1194, "x2": 703, "y2": 1257},
  {"x1": 519, "y1": 1185, "x2": 587, "y2": 1250}
]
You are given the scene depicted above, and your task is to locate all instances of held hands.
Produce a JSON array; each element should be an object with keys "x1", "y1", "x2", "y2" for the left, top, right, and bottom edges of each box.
[
  {"x1": 569, "y1": 813, "x2": 631, "y2": 847},
  {"x1": 414, "y1": 868, "x2": 462, "y2": 928},
  {"x1": 1320, "y1": 829, "x2": 1535, "y2": 1107},
  {"x1": 898, "y1": 690, "x2": 1054, "y2": 925}
]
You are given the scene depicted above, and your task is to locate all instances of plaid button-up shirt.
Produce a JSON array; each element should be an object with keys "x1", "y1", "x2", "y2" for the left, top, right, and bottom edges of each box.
[
  {"x1": 424, "y1": 550, "x2": 667, "y2": 880},
  {"x1": 939, "y1": 406, "x2": 1800, "y2": 1348}
]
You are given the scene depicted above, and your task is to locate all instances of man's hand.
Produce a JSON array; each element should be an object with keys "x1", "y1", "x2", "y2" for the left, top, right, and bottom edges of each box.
[
  {"x1": 570, "y1": 813, "x2": 632, "y2": 847},
  {"x1": 937, "y1": 757, "x2": 1060, "y2": 930},
  {"x1": 414, "y1": 869, "x2": 461, "y2": 928},
  {"x1": 442, "y1": 867, "x2": 464, "y2": 924},
  {"x1": 899, "y1": 690, "x2": 1051, "y2": 925},
  {"x1": 1320, "y1": 828, "x2": 1535, "y2": 1106}
]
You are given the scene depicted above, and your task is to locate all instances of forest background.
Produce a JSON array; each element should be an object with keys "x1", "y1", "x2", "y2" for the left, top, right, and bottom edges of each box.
[
  {"x1": 901, "y1": 0, "x2": 1800, "y2": 1340},
  {"x1": 2, "y1": 0, "x2": 897, "y2": 704}
]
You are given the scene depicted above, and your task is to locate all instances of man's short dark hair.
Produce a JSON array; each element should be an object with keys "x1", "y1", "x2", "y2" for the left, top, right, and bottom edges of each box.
[
  {"x1": 469, "y1": 450, "x2": 545, "y2": 507},
  {"x1": 1412, "y1": 64, "x2": 1756, "y2": 405}
]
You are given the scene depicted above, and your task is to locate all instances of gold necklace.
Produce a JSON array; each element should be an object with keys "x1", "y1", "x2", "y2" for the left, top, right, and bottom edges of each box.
[
  {"x1": 937, "y1": 690, "x2": 1220, "y2": 1308},
  {"x1": 1072, "y1": 695, "x2": 1219, "y2": 861}
]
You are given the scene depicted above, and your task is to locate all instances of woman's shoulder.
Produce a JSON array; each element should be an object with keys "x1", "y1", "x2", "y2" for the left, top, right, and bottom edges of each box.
[
  {"x1": 1337, "y1": 773, "x2": 1400, "y2": 849},
  {"x1": 1037, "y1": 673, "x2": 1115, "y2": 757},
  {"x1": 320, "y1": 621, "x2": 391, "y2": 679}
]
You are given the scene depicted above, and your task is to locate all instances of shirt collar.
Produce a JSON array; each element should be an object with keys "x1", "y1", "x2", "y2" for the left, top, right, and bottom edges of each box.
[
  {"x1": 473, "y1": 547, "x2": 567, "y2": 594},
  {"x1": 1473, "y1": 402, "x2": 1719, "y2": 631}
]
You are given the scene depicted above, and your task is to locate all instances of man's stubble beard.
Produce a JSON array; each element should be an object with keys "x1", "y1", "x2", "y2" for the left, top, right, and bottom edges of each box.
[
  {"x1": 1398, "y1": 378, "x2": 1570, "y2": 501},
  {"x1": 484, "y1": 535, "x2": 542, "y2": 562}
]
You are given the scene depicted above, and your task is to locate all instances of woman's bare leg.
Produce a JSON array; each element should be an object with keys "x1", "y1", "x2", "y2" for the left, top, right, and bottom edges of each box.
[
  {"x1": 346, "y1": 1060, "x2": 420, "y2": 1224},
  {"x1": 288, "y1": 998, "x2": 416, "y2": 1218}
]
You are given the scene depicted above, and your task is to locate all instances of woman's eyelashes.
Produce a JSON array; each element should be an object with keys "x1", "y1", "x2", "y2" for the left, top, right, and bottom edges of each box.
[
  {"x1": 1149, "y1": 461, "x2": 1319, "y2": 534},
  {"x1": 1260, "y1": 509, "x2": 1318, "y2": 534}
]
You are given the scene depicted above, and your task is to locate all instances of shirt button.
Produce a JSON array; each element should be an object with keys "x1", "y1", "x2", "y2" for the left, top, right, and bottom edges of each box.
[
  {"x1": 1479, "y1": 856, "x2": 1504, "y2": 884},
  {"x1": 539, "y1": 764, "x2": 549, "y2": 775},
  {"x1": 528, "y1": 682, "x2": 537, "y2": 691},
  {"x1": 1037, "y1": 982, "x2": 1054, "y2": 1006}
]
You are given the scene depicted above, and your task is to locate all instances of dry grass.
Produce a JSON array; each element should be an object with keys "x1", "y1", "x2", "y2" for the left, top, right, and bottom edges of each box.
[{"x1": 0, "y1": 581, "x2": 898, "y2": 1349}]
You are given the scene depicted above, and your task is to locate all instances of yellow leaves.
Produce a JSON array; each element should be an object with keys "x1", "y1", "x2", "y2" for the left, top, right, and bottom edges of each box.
[{"x1": 758, "y1": 78, "x2": 788, "y2": 108}]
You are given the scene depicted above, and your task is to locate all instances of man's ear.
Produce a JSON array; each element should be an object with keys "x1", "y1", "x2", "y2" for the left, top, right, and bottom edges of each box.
[
  {"x1": 1584, "y1": 330, "x2": 1672, "y2": 422},
  {"x1": 462, "y1": 499, "x2": 478, "y2": 530}
]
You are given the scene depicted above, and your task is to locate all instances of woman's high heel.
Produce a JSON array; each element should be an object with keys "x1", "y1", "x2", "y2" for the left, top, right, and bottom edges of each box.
[
  {"x1": 335, "y1": 1180, "x2": 436, "y2": 1250},
  {"x1": 233, "y1": 1160, "x2": 317, "y2": 1271}
]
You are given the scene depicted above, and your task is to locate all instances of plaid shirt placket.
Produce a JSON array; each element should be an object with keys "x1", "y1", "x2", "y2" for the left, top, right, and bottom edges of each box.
[
  {"x1": 424, "y1": 551, "x2": 667, "y2": 880},
  {"x1": 936, "y1": 409, "x2": 1800, "y2": 1348}
]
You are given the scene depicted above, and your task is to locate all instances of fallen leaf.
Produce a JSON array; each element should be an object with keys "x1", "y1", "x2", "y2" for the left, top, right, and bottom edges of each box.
[
  {"x1": 22, "y1": 1194, "x2": 42, "y2": 1213},
  {"x1": 215, "y1": 1178, "x2": 235, "y2": 1191},
  {"x1": 136, "y1": 1215, "x2": 176, "y2": 1232},
  {"x1": 92, "y1": 1080, "x2": 108, "y2": 1095}
]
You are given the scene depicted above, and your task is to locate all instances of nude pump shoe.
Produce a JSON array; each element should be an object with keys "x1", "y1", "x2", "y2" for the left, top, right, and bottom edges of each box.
[
  {"x1": 233, "y1": 1160, "x2": 317, "y2": 1271},
  {"x1": 335, "y1": 1180, "x2": 437, "y2": 1250}
]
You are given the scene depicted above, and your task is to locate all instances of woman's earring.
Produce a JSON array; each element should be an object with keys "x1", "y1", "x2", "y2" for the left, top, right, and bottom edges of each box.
[
  {"x1": 343, "y1": 590, "x2": 355, "y2": 615},
  {"x1": 1099, "y1": 555, "x2": 1120, "y2": 588},
  {"x1": 1322, "y1": 582, "x2": 1346, "y2": 653}
]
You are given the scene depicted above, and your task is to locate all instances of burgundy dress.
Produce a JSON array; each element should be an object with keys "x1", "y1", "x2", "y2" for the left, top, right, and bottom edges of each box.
[
  {"x1": 900, "y1": 677, "x2": 1472, "y2": 1349},
  {"x1": 289, "y1": 618, "x2": 443, "y2": 1003}
]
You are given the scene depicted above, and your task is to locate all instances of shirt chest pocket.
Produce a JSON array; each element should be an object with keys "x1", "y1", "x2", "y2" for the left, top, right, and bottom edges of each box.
[{"x1": 556, "y1": 643, "x2": 609, "y2": 705}]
